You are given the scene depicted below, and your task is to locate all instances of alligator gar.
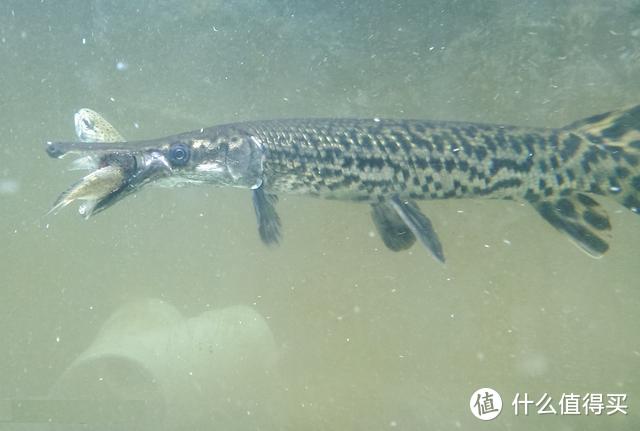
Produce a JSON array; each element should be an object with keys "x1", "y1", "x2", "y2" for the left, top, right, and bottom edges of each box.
[{"x1": 45, "y1": 105, "x2": 640, "y2": 261}]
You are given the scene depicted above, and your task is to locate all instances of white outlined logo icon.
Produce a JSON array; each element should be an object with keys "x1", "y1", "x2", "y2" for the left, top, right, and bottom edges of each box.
[{"x1": 470, "y1": 387, "x2": 502, "y2": 420}]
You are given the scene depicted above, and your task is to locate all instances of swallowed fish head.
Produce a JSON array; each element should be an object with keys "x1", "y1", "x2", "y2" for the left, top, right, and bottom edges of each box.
[{"x1": 74, "y1": 108, "x2": 125, "y2": 143}]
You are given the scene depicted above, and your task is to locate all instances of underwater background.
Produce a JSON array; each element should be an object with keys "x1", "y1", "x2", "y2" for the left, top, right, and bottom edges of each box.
[{"x1": 1, "y1": 0, "x2": 639, "y2": 429}]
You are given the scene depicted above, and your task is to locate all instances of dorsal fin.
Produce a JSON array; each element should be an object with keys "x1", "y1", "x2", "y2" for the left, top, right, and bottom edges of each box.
[{"x1": 565, "y1": 104, "x2": 640, "y2": 146}]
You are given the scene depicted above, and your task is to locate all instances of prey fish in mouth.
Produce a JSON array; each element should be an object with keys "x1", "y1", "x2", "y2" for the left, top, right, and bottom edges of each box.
[
  {"x1": 48, "y1": 109, "x2": 170, "y2": 218},
  {"x1": 46, "y1": 105, "x2": 640, "y2": 261},
  {"x1": 48, "y1": 109, "x2": 128, "y2": 217}
]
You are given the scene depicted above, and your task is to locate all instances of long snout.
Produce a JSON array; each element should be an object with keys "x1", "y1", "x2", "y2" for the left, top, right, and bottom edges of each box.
[
  {"x1": 46, "y1": 137, "x2": 172, "y2": 159},
  {"x1": 46, "y1": 140, "x2": 133, "y2": 158}
]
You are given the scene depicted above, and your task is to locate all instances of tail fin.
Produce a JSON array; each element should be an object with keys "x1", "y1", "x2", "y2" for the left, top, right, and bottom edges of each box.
[{"x1": 566, "y1": 104, "x2": 640, "y2": 214}]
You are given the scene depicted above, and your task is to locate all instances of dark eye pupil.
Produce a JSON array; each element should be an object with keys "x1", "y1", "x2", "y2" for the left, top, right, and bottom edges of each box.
[{"x1": 169, "y1": 143, "x2": 190, "y2": 165}]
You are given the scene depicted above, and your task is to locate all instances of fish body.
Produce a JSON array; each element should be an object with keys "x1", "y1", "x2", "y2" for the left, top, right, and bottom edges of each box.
[
  {"x1": 49, "y1": 165, "x2": 125, "y2": 217},
  {"x1": 46, "y1": 105, "x2": 640, "y2": 260}
]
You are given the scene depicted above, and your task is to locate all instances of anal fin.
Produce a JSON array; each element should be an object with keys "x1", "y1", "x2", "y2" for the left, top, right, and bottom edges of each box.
[
  {"x1": 529, "y1": 193, "x2": 612, "y2": 257},
  {"x1": 371, "y1": 202, "x2": 416, "y2": 251},
  {"x1": 388, "y1": 196, "x2": 445, "y2": 263},
  {"x1": 252, "y1": 186, "x2": 281, "y2": 245}
]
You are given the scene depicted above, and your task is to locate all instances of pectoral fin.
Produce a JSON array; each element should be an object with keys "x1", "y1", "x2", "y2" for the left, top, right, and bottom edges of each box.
[
  {"x1": 386, "y1": 196, "x2": 445, "y2": 263},
  {"x1": 529, "y1": 193, "x2": 612, "y2": 257},
  {"x1": 252, "y1": 186, "x2": 281, "y2": 245}
]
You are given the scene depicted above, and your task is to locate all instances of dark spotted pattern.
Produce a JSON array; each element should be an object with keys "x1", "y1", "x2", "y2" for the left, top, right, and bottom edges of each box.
[
  {"x1": 583, "y1": 210, "x2": 611, "y2": 231},
  {"x1": 560, "y1": 134, "x2": 581, "y2": 161},
  {"x1": 533, "y1": 200, "x2": 609, "y2": 256},
  {"x1": 600, "y1": 105, "x2": 640, "y2": 139},
  {"x1": 624, "y1": 195, "x2": 640, "y2": 211},
  {"x1": 555, "y1": 198, "x2": 577, "y2": 218},
  {"x1": 576, "y1": 193, "x2": 598, "y2": 207},
  {"x1": 237, "y1": 118, "x2": 598, "y2": 204},
  {"x1": 211, "y1": 109, "x2": 638, "y2": 232},
  {"x1": 210, "y1": 107, "x2": 636, "y2": 256}
]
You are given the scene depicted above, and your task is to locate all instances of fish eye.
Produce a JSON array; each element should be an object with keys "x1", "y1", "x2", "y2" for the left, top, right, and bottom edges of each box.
[{"x1": 168, "y1": 143, "x2": 190, "y2": 166}]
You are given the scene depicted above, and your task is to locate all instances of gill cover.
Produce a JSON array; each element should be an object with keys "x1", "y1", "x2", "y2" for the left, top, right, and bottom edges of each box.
[{"x1": 224, "y1": 134, "x2": 266, "y2": 188}]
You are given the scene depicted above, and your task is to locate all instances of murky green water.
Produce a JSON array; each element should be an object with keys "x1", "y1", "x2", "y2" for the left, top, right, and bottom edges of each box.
[{"x1": 1, "y1": 1, "x2": 639, "y2": 430}]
